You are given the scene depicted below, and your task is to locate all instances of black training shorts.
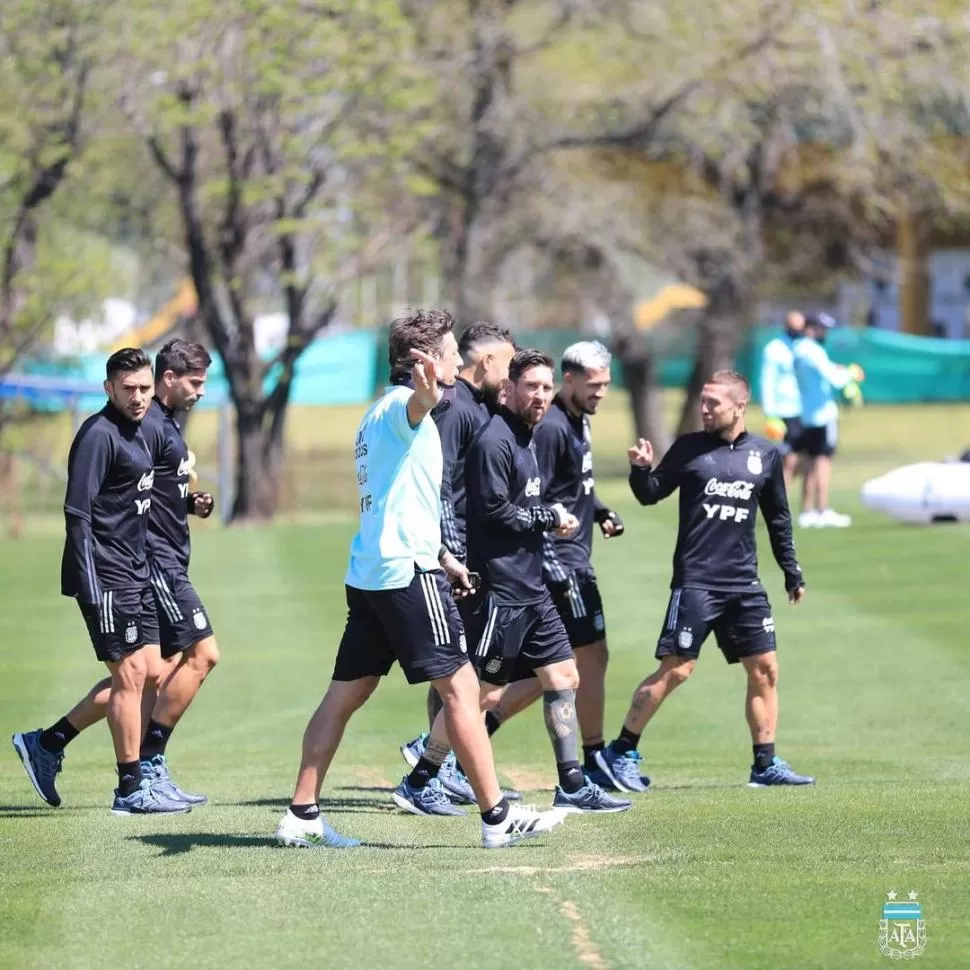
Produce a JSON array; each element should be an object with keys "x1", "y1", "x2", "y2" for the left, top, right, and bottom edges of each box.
[
  {"x1": 149, "y1": 563, "x2": 214, "y2": 659},
  {"x1": 548, "y1": 567, "x2": 606, "y2": 649},
  {"x1": 656, "y1": 586, "x2": 776, "y2": 665},
  {"x1": 77, "y1": 586, "x2": 160, "y2": 663},
  {"x1": 333, "y1": 569, "x2": 469, "y2": 685}
]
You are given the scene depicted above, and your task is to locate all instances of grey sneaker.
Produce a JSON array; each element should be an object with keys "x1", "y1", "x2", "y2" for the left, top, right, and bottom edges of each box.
[
  {"x1": 438, "y1": 754, "x2": 477, "y2": 805},
  {"x1": 391, "y1": 776, "x2": 466, "y2": 817},
  {"x1": 140, "y1": 754, "x2": 208, "y2": 805},
  {"x1": 111, "y1": 778, "x2": 192, "y2": 815},
  {"x1": 553, "y1": 782, "x2": 633, "y2": 814}
]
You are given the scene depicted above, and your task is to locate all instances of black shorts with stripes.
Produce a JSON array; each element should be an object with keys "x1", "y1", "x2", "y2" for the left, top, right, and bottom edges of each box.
[
  {"x1": 472, "y1": 589, "x2": 574, "y2": 686},
  {"x1": 548, "y1": 567, "x2": 606, "y2": 649},
  {"x1": 149, "y1": 563, "x2": 214, "y2": 659},
  {"x1": 77, "y1": 586, "x2": 160, "y2": 664},
  {"x1": 656, "y1": 586, "x2": 776, "y2": 665},
  {"x1": 332, "y1": 568, "x2": 469, "y2": 685}
]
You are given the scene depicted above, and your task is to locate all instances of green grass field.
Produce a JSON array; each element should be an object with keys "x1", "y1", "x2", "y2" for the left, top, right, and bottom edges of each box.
[{"x1": 2, "y1": 397, "x2": 969, "y2": 969}]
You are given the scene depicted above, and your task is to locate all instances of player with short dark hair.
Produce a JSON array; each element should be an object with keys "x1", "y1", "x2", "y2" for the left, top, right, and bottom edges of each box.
[
  {"x1": 397, "y1": 320, "x2": 519, "y2": 803},
  {"x1": 276, "y1": 312, "x2": 566, "y2": 848},
  {"x1": 396, "y1": 348, "x2": 631, "y2": 815},
  {"x1": 595, "y1": 370, "x2": 815, "y2": 790},
  {"x1": 13, "y1": 348, "x2": 192, "y2": 815},
  {"x1": 13, "y1": 341, "x2": 219, "y2": 810}
]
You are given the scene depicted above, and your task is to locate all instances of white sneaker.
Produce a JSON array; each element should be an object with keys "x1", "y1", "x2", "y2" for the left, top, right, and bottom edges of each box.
[
  {"x1": 817, "y1": 508, "x2": 852, "y2": 528},
  {"x1": 798, "y1": 510, "x2": 821, "y2": 528},
  {"x1": 481, "y1": 803, "x2": 567, "y2": 849},
  {"x1": 274, "y1": 809, "x2": 361, "y2": 848}
]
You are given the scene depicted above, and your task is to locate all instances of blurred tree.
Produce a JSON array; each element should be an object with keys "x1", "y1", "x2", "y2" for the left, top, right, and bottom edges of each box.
[
  {"x1": 0, "y1": 0, "x2": 106, "y2": 377},
  {"x1": 112, "y1": 0, "x2": 425, "y2": 521}
]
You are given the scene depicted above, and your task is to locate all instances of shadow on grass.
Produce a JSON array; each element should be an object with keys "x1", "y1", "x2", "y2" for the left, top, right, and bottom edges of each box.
[
  {"x1": 131, "y1": 833, "x2": 480, "y2": 855},
  {"x1": 234, "y1": 788, "x2": 397, "y2": 814}
]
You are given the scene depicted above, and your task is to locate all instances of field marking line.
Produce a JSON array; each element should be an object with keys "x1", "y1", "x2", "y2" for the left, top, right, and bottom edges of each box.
[{"x1": 536, "y1": 883, "x2": 609, "y2": 970}]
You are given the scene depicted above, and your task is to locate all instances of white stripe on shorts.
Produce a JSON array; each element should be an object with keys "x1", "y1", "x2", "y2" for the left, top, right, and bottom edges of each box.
[
  {"x1": 151, "y1": 564, "x2": 183, "y2": 623},
  {"x1": 419, "y1": 573, "x2": 448, "y2": 646},
  {"x1": 666, "y1": 588, "x2": 682, "y2": 631},
  {"x1": 477, "y1": 594, "x2": 498, "y2": 658}
]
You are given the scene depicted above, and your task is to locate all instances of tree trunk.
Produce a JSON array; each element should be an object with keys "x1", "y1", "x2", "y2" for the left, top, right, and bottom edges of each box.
[
  {"x1": 613, "y1": 330, "x2": 670, "y2": 455},
  {"x1": 231, "y1": 403, "x2": 277, "y2": 522},
  {"x1": 677, "y1": 281, "x2": 748, "y2": 435}
]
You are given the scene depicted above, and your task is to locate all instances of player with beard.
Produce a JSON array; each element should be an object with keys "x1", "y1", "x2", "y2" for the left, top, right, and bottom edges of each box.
[
  {"x1": 13, "y1": 340, "x2": 218, "y2": 811},
  {"x1": 392, "y1": 349, "x2": 631, "y2": 816},
  {"x1": 595, "y1": 370, "x2": 815, "y2": 790},
  {"x1": 13, "y1": 348, "x2": 191, "y2": 815}
]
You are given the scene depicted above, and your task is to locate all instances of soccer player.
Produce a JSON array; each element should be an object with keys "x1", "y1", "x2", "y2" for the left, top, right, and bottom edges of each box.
[
  {"x1": 12, "y1": 348, "x2": 190, "y2": 815},
  {"x1": 394, "y1": 349, "x2": 631, "y2": 815},
  {"x1": 400, "y1": 321, "x2": 517, "y2": 797},
  {"x1": 471, "y1": 341, "x2": 642, "y2": 788},
  {"x1": 275, "y1": 310, "x2": 566, "y2": 849},
  {"x1": 12, "y1": 341, "x2": 218, "y2": 811},
  {"x1": 792, "y1": 313, "x2": 860, "y2": 528},
  {"x1": 595, "y1": 370, "x2": 815, "y2": 790},
  {"x1": 13, "y1": 341, "x2": 217, "y2": 809},
  {"x1": 760, "y1": 311, "x2": 805, "y2": 487}
]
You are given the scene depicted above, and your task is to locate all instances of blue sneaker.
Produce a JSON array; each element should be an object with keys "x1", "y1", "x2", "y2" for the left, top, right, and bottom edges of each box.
[
  {"x1": 392, "y1": 776, "x2": 466, "y2": 816},
  {"x1": 12, "y1": 730, "x2": 64, "y2": 807},
  {"x1": 400, "y1": 733, "x2": 428, "y2": 768},
  {"x1": 594, "y1": 745, "x2": 651, "y2": 793},
  {"x1": 275, "y1": 809, "x2": 361, "y2": 848},
  {"x1": 438, "y1": 754, "x2": 477, "y2": 805},
  {"x1": 553, "y1": 782, "x2": 632, "y2": 814},
  {"x1": 748, "y1": 756, "x2": 816, "y2": 787},
  {"x1": 111, "y1": 778, "x2": 192, "y2": 815},
  {"x1": 140, "y1": 754, "x2": 208, "y2": 805}
]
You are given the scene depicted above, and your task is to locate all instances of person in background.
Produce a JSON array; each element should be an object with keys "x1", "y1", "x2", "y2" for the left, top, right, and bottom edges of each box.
[
  {"x1": 792, "y1": 313, "x2": 864, "y2": 528},
  {"x1": 760, "y1": 311, "x2": 806, "y2": 488}
]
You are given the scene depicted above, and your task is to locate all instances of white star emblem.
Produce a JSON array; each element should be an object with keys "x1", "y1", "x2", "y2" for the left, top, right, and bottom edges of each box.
[
  {"x1": 908, "y1": 891, "x2": 918, "y2": 902},
  {"x1": 887, "y1": 890, "x2": 898, "y2": 901}
]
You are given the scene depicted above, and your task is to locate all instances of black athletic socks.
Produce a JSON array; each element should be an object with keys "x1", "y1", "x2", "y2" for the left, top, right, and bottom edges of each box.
[
  {"x1": 613, "y1": 726, "x2": 641, "y2": 757},
  {"x1": 117, "y1": 761, "x2": 143, "y2": 797},
  {"x1": 582, "y1": 741, "x2": 605, "y2": 772},
  {"x1": 140, "y1": 719, "x2": 174, "y2": 760},
  {"x1": 557, "y1": 761, "x2": 585, "y2": 794},
  {"x1": 408, "y1": 755, "x2": 444, "y2": 789},
  {"x1": 290, "y1": 803, "x2": 321, "y2": 821},
  {"x1": 39, "y1": 717, "x2": 79, "y2": 753},
  {"x1": 481, "y1": 797, "x2": 510, "y2": 825},
  {"x1": 753, "y1": 742, "x2": 776, "y2": 770}
]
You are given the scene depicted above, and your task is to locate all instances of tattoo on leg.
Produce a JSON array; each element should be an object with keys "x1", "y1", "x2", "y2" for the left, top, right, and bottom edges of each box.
[
  {"x1": 423, "y1": 738, "x2": 450, "y2": 766},
  {"x1": 543, "y1": 689, "x2": 579, "y2": 764}
]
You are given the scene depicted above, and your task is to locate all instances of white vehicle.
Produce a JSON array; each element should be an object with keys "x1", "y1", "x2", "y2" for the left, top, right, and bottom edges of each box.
[{"x1": 861, "y1": 457, "x2": 970, "y2": 524}]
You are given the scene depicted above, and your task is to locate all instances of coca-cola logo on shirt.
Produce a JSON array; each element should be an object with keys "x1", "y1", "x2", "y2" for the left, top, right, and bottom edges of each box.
[{"x1": 704, "y1": 478, "x2": 755, "y2": 501}]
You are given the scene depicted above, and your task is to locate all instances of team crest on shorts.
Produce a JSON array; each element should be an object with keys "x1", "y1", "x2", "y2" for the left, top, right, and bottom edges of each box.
[
  {"x1": 125, "y1": 621, "x2": 139, "y2": 644},
  {"x1": 762, "y1": 615, "x2": 775, "y2": 634},
  {"x1": 458, "y1": 632, "x2": 467, "y2": 654},
  {"x1": 594, "y1": 612, "x2": 605, "y2": 633},
  {"x1": 747, "y1": 451, "x2": 763, "y2": 475},
  {"x1": 678, "y1": 627, "x2": 693, "y2": 650},
  {"x1": 192, "y1": 609, "x2": 208, "y2": 631},
  {"x1": 485, "y1": 658, "x2": 502, "y2": 674},
  {"x1": 878, "y1": 891, "x2": 926, "y2": 959}
]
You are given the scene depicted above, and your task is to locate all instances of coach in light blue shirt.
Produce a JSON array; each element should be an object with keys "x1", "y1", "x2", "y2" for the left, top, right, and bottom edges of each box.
[
  {"x1": 759, "y1": 311, "x2": 805, "y2": 483},
  {"x1": 792, "y1": 313, "x2": 854, "y2": 529},
  {"x1": 345, "y1": 381, "x2": 445, "y2": 590}
]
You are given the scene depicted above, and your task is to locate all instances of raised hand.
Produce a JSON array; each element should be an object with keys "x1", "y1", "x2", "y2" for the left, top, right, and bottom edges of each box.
[
  {"x1": 628, "y1": 438, "x2": 654, "y2": 468},
  {"x1": 410, "y1": 347, "x2": 441, "y2": 411}
]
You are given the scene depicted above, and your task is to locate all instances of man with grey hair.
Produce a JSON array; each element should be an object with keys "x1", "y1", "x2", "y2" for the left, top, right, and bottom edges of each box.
[{"x1": 478, "y1": 340, "x2": 647, "y2": 790}]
